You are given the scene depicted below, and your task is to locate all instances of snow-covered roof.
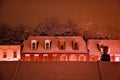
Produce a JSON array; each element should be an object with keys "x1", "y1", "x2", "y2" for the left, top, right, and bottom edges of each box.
[
  {"x1": 88, "y1": 40, "x2": 120, "y2": 55},
  {"x1": 22, "y1": 36, "x2": 88, "y2": 54},
  {"x1": 0, "y1": 45, "x2": 20, "y2": 50}
]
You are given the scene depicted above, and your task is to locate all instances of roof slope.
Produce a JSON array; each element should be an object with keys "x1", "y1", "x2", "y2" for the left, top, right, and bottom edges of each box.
[
  {"x1": 88, "y1": 40, "x2": 120, "y2": 54},
  {"x1": 22, "y1": 36, "x2": 88, "y2": 53}
]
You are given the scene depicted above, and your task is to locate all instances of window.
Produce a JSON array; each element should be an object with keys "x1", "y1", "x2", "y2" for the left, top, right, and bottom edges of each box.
[
  {"x1": 34, "y1": 54, "x2": 39, "y2": 61},
  {"x1": 60, "y1": 54, "x2": 68, "y2": 61},
  {"x1": 13, "y1": 51, "x2": 17, "y2": 58},
  {"x1": 115, "y1": 56, "x2": 120, "y2": 62},
  {"x1": 59, "y1": 40, "x2": 65, "y2": 50},
  {"x1": 3, "y1": 52, "x2": 7, "y2": 58},
  {"x1": 72, "y1": 40, "x2": 79, "y2": 50},
  {"x1": 32, "y1": 43, "x2": 36, "y2": 49},
  {"x1": 25, "y1": 54, "x2": 30, "y2": 61},
  {"x1": 31, "y1": 40, "x2": 38, "y2": 50},
  {"x1": 90, "y1": 56, "x2": 95, "y2": 61},
  {"x1": 43, "y1": 54, "x2": 48, "y2": 61},
  {"x1": 78, "y1": 55, "x2": 86, "y2": 61},
  {"x1": 74, "y1": 43, "x2": 78, "y2": 49},
  {"x1": 45, "y1": 40, "x2": 51, "y2": 50},
  {"x1": 69, "y1": 55, "x2": 77, "y2": 61},
  {"x1": 52, "y1": 54, "x2": 57, "y2": 61},
  {"x1": 46, "y1": 42, "x2": 49, "y2": 49}
]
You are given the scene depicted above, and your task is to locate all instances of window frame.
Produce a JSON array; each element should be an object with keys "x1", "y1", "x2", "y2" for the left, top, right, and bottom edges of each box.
[
  {"x1": 13, "y1": 51, "x2": 17, "y2": 58},
  {"x1": 3, "y1": 52, "x2": 7, "y2": 58},
  {"x1": 59, "y1": 40, "x2": 66, "y2": 50},
  {"x1": 72, "y1": 40, "x2": 79, "y2": 50}
]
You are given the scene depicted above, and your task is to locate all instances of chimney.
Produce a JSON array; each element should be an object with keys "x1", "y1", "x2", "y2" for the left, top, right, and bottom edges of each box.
[
  {"x1": 83, "y1": 31, "x2": 88, "y2": 50},
  {"x1": 83, "y1": 31, "x2": 87, "y2": 40}
]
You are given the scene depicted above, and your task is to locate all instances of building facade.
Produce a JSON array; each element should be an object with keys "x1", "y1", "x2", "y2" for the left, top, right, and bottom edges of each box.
[
  {"x1": 88, "y1": 40, "x2": 120, "y2": 62},
  {"x1": 21, "y1": 36, "x2": 89, "y2": 61},
  {"x1": 0, "y1": 45, "x2": 21, "y2": 61}
]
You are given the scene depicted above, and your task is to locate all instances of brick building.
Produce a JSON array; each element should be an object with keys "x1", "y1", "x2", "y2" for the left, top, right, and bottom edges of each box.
[{"x1": 21, "y1": 36, "x2": 89, "y2": 61}]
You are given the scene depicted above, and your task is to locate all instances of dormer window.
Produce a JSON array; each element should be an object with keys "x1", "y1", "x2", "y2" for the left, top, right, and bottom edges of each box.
[
  {"x1": 72, "y1": 40, "x2": 79, "y2": 50},
  {"x1": 31, "y1": 40, "x2": 38, "y2": 50},
  {"x1": 45, "y1": 40, "x2": 51, "y2": 50},
  {"x1": 59, "y1": 40, "x2": 65, "y2": 50},
  {"x1": 3, "y1": 52, "x2": 7, "y2": 58},
  {"x1": 13, "y1": 51, "x2": 17, "y2": 58}
]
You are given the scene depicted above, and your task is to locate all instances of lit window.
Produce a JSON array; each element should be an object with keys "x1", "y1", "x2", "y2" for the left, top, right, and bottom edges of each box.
[
  {"x1": 69, "y1": 54, "x2": 77, "y2": 61},
  {"x1": 59, "y1": 40, "x2": 65, "y2": 50},
  {"x1": 90, "y1": 56, "x2": 95, "y2": 61},
  {"x1": 34, "y1": 54, "x2": 39, "y2": 61},
  {"x1": 25, "y1": 54, "x2": 30, "y2": 61},
  {"x1": 13, "y1": 51, "x2": 17, "y2": 58},
  {"x1": 3, "y1": 52, "x2": 7, "y2": 58},
  {"x1": 78, "y1": 55, "x2": 86, "y2": 61},
  {"x1": 60, "y1": 54, "x2": 68, "y2": 61},
  {"x1": 43, "y1": 54, "x2": 48, "y2": 61},
  {"x1": 115, "y1": 56, "x2": 120, "y2": 62},
  {"x1": 52, "y1": 54, "x2": 57, "y2": 61}
]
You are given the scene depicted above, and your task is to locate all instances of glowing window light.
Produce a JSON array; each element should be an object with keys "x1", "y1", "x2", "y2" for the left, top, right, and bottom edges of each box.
[{"x1": 115, "y1": 57, "x2": 120, "y2": 62}]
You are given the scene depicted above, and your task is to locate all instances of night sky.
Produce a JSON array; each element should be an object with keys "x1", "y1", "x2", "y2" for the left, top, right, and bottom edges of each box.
[{"x1": 0, "y1": 0, "x2": 120, "y2": 27}]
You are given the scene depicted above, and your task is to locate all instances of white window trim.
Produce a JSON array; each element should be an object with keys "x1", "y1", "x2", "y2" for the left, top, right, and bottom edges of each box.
[
  {"x1": 34, "y1": 54, "x2": 39, "y2": 56},
  {"x1": 25, "y1": 54, "x2": 30, "y2": 56},
  {"x1": 31, "y1": 40, "x2": 38, "y2": 50},
  {"x1": 45, "y1": 40, "x2": 51, "y2": 50}
]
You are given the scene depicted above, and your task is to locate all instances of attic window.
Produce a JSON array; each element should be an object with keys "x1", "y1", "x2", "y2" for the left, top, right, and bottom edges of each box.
[
  {"x1": 59, "y1": 40, "x2": 65, "y2": 50},
  {"x1": 45, "y1": 40, "x2": 51, "y2": 50},
  {"x1": 13, "y1": 51, "x2": 17, "y2": 58},
  {"x1": 3, "y1": 52, "x2": 7, "y2": 58},
  {"x1": 31, "y1": 40, "x2": 38, "y2": 50},
  {"x1": 72, "y1": 40, "x2": 79, "y2": 50}
]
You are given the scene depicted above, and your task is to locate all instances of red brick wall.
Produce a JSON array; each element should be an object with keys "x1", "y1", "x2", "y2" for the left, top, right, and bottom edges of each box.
[{"x1": 21, "y1": 53, "x2": 89, "y2": 61}]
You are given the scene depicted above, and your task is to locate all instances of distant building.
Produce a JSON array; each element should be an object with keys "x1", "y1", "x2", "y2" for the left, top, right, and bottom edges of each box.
[
  {"x1": 0, "y1": 45, "x2": 21, "y2": 61},
  {"x1": 88, "y1": 40, "x2": 120, "y2": 62},
  {"x1": 21, "y1": 36, "x2": 89, "y2": 61}
]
